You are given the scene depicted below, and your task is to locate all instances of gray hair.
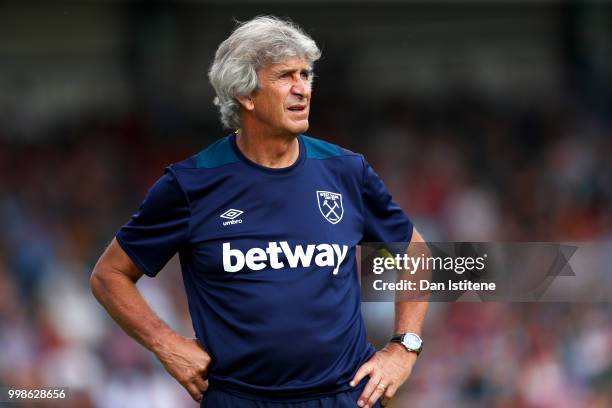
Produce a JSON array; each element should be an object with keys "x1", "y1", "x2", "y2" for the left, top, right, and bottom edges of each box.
[{"x1": 208, "y1": 16, "x2": 321, "y2": 129}]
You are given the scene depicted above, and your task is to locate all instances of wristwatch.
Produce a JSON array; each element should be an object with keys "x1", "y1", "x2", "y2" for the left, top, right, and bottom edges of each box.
[{"x1": 390, "y1": 333, "x2": 423, "y2": 355}]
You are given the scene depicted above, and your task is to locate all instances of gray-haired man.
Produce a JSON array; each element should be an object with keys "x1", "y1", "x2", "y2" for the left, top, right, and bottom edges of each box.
[{"x1": 91, "y1": 16, "x2": 428, "y2": 408}]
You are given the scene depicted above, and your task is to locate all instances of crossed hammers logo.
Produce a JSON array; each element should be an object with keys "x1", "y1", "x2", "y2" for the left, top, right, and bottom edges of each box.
[
  {"x1": 322, "y1": 199, "x2": 340, "y2": 221},
  {"x1": 317, "y1": 191, "x2": 343, "y2": 224}
]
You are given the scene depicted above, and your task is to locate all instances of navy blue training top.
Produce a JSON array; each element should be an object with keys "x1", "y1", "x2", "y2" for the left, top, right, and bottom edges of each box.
[{"x1": 116, "y1": 133, "x2": 413, "y2": 400}]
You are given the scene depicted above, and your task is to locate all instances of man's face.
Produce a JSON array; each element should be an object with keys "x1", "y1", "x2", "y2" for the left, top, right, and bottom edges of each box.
[{"x1": 246, "y1": 56, "x2": 313, "y2": 136}]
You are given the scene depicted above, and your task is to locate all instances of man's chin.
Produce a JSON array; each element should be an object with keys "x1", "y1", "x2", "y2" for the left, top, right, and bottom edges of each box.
[{"x1": 288, "y1": 119, "x2": 309, "y2": 135}]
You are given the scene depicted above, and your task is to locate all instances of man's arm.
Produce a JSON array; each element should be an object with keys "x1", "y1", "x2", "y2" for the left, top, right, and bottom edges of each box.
[
  {"x1": 351, "y1": 228, "x2": 429, "y2": 408},
  {"x1": 90, "y1": 238, "x2": 211, "y2": 402}
]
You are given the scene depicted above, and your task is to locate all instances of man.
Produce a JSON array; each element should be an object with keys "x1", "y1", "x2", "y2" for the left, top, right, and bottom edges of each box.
[{"x1": 91, "y1": 16, "x2": 428, "y2": 408}]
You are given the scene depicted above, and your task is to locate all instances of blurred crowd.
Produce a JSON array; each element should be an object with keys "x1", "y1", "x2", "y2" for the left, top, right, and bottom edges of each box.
[{"x1": 0, "y1": 92, "x2": 611, "y2": 407}]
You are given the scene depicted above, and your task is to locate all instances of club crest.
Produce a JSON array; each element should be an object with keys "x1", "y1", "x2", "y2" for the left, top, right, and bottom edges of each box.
[{"x1": 316, "y1": 191, "x2": 344, "y2": 224}]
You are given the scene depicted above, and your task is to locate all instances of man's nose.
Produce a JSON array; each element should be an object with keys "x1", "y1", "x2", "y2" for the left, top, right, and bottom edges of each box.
[{"x1": 291, "y1": 77, "x2": 310, "y2": 98}]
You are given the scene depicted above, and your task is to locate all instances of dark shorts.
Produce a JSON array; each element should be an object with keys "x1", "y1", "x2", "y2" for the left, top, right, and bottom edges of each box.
[{"x1": 200, "y1": 384, "x2": 383, "y2": 408}]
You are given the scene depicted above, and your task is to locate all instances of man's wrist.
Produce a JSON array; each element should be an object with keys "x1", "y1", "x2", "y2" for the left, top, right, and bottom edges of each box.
[
  {"x1": 149, "y1": 328, "x2": 181, "y2": 357},
  {"x1": 385, "y1": 342, "x2": 418, "y2": 363}
]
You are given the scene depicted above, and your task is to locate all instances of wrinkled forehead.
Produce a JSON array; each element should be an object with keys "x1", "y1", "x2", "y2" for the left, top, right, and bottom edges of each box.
[{"x1": 258, "y1": 56, "x2": 312, "y2": 73}]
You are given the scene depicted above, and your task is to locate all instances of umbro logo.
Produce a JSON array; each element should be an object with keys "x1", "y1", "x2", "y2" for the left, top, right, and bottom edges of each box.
[
  {"x1": 221, "y1": 209, "x2": 243, "y2": 226},
  {"x1": 220, "y1": 209, "x2": 243, "y2": 220}
]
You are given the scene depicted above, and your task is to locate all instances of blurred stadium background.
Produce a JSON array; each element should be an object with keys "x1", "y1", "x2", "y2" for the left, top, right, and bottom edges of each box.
[{"x1": 1, "y1": 1, "x2": 611, "y2": 407}]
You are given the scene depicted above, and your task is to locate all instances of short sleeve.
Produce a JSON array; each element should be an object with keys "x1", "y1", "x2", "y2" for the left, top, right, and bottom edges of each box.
[
  {"x1": 116, "y1": 168, "x2": 190, "y2": 277},
  {"x1": 360, "y1": 156, "x2": 413, "y2": 244}
]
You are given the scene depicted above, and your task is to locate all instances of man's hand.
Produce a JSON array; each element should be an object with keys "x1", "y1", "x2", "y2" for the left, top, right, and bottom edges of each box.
[
  {"x1": 350, "y1": 343, "x2": 417, "y2": 408},
  {"x1": 155, "y1": 334, "x2": 212, "y2": 403}
]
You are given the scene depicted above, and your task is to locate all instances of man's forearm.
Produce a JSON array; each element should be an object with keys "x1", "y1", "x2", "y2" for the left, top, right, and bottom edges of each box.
[
  {"x1": 394, "y1": 301, "x2": 428, "y2": 335},
  {"x1": 394, "y1": 228, "x2": 429, "y2": 335},
  {"x1": 91, "y1": 249, "x2": 212, "y2": 403},
  {"x1": 90, "y1": 268, "x2": 177, "y2": 356}
]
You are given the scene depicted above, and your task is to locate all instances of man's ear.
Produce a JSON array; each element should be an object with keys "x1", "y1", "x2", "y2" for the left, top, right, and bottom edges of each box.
[{"x1": 237, "y1": 95, "x2": 255, "y2": 111}]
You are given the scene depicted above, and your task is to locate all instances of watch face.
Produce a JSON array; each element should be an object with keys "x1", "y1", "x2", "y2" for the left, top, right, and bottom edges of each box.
[{"x1": 403, "y1": 333, "x2": 422, "y2": 350}]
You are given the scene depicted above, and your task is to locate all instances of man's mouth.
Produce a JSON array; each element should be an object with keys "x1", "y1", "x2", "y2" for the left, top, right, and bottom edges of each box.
[{"x1": 287, "y1": 104, "x2": 307, "y2": 112}]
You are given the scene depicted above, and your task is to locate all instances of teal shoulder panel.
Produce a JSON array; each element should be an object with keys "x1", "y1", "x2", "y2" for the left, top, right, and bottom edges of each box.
[
  {"x1": 196, "y1": 136, "x2": 240, "y2": 169},
  {"x1": 302, "y1": 135, "x2": 342, "y2": 159}
]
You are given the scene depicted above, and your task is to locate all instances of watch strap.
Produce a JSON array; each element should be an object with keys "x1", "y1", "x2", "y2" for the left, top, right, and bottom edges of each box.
[
  {"x1": 390, "y1": 333, "x2": 422, "y2": 355},
  {"x1": 390, "y1": 334, "x2": 404, "y2": 343}
]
